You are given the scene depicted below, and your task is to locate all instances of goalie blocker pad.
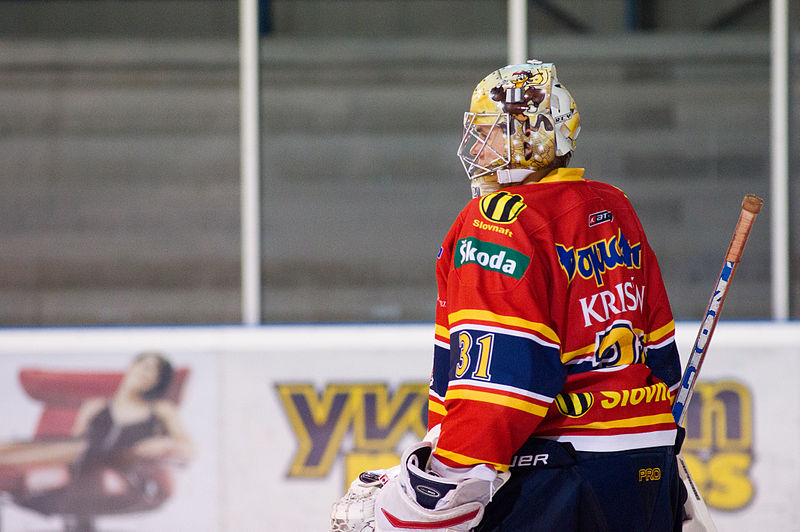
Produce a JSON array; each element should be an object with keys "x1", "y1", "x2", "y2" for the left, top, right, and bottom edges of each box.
[{"x1": 374, "y1": 441, "x2": 508, "y2": 532}]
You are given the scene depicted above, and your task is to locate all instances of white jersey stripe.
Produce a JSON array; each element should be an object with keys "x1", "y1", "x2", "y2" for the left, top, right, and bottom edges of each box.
[
  {"x1": 449, "y1": 323, "x2": 560, "y2": 350},
  {"x1": 448, "y1": 379, "x2": 554, "y2": 404},
  {"x1": 434, "y1": 339, "x2": 449, "y2": 350},
  {"x1": 540, "y1": 429, "x2": 677, "y2": 452},
  {"x1": 646, "y1": 336, "x2": 676, "y2": 350}
]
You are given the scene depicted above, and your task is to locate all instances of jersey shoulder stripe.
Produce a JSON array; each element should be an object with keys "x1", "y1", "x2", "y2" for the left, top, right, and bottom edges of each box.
[
  {"x1": 645, "y1": 320, "x2": 675, "y2": 344},
  {"x1": 434, "y1": 447, "x2": 507, "y2": 471},
  {"x1": 445, "y1": 385, "x2": 550, "y2": 418},
  {"x1": 544, "y1": 429, "x2": 678, "y2": 452},
  {"x1": 428, "y1": 395, "x2": 446, "y2": 417},
  {"x1": 558, "y1": 412, "x2": 675, "y2": 431},
  {"x1": 435, "y1": 324, "x2": 450, "y2": 343},
  {"x1": 449, "y1": 379, "x2": 553, "y2": 404},
  {"x1": 448, "y1": 308, "x2": 559, "y2": 345}
]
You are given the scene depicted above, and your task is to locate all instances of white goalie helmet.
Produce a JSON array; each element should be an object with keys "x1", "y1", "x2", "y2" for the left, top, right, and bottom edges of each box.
[{"x1": 458, "y1": 60, "x2": 581, "y2": 197}]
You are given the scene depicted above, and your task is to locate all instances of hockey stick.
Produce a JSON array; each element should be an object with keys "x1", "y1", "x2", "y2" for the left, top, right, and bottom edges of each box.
[
  {"x1": 672, "y1": 194, "x2": 764, "y2": 426},
  {"x1": 671, "y1": 194, "x2": 763, "y2": 532}
]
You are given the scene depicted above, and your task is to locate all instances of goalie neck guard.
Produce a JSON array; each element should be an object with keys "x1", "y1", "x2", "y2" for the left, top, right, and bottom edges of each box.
[{"x1": 457, "y1": 60, "x2": 581, "y2": 198}]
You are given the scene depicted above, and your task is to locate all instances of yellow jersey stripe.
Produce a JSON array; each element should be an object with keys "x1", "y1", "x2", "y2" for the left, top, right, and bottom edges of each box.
[
  {"x1": 646, "y1": 321, "x2": 675, "y2": 344},
  {"x1": 448, "y1": 309, "x2": 559, "y2": 344},
  {"x1": 445, "y1": 388, "x2": 549, "y2": 417},
  {"x1": 560, "y1": 344, "x2": 595, "y2": 363},
  {"x1": 559, "y1": 413, "x2": 676, "y2": 430},
  {"x1": 434, "y1": 447, "x2": 509, "y2": 472},
  {"x1": 561, "y1": 327, "x2": 644, "y2": 363},
  {"x1": 428, "y1": 399, "x2": 447, "y2": 418},
  {"x1": 538, "y1": 168, "x2": 585, "y2": 183},
  {"x1": 434, "y1": 324, "x2": 450, "y2": 340}
]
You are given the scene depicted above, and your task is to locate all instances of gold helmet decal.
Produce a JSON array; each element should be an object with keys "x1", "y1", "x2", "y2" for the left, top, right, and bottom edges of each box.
[{"x1": 458, "y1": 60, "x2": 581, "y2": 197}]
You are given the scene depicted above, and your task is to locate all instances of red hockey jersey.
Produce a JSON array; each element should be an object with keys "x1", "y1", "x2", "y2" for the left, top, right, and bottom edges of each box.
[{"x1": 429, "y1": 168, "x2": 681, "y2": 472}]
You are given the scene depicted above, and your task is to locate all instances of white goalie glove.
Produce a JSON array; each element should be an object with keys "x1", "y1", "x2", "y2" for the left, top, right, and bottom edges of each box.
[
  {"x1": 330, "y1": 426, "x2": 441, "y2": 532},
  {"x1": 330, "y1": 467, "x2": 400, "y2": 532},
  {"x1": 331, "y1": 438, "x2": 509, "y2": 532}
]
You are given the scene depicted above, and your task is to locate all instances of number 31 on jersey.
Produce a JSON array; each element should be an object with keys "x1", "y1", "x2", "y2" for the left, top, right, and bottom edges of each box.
[{"x1": 455, "y1": 332, "x2": 494, "y2": 380}]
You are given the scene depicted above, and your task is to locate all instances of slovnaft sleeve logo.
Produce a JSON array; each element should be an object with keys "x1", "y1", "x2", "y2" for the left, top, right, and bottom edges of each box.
[{"x1": 479, "y1": 191, "x2": 527, "y2": 224}]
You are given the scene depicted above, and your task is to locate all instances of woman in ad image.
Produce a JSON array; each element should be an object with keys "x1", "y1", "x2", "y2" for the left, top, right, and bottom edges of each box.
[{"x1": 0, "y1": 351, "x2": 194, "y2": 531}]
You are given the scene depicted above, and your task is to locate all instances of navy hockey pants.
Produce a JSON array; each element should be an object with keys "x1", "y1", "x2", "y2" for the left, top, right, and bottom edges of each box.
[{"x1": 475, "y1": 438, "x2": 685, "y2": 532}]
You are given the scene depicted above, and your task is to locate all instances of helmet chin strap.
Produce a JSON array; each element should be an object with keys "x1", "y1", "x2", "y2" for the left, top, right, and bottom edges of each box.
[
  {"x1": 496, "y1": 168, "x2": 535, "y2": 185},
  {"x1": 471, "y1": 168, "x2": 541, "y2": 198}
]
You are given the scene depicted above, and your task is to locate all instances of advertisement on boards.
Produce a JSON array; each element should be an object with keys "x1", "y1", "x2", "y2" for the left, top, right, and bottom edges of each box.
[
  {"x1": 0, "y1": 323, "x2": 796, "y2": 531},
  {"x1": 0, "y1": 337, "x2": 220, "y2": 532}
]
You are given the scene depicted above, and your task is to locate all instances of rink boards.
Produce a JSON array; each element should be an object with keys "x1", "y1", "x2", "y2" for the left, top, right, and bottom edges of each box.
[{"x1": 0, "y1": 322, "x2": 796, "y2": 531}]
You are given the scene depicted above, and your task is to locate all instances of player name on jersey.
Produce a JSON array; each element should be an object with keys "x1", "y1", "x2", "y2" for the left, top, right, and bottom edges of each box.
[{"x1": 579, "y1": 281, "x2": 646, "y2": 327}]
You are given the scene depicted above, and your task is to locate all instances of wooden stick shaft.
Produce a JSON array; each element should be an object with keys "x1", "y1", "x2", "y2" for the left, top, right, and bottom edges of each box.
[{"x1": 725, "y1": 195, "x2": 763, "y2": 262}]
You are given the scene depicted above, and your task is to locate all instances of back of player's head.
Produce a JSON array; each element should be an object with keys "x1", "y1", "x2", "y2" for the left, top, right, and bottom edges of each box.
[{"x1": 458, "y1": 60, "x2": 581, "y2": 197}]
